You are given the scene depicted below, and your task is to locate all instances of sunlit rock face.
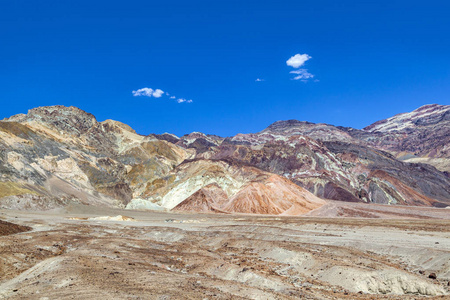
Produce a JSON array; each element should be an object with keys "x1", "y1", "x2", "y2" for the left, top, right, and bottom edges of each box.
[
  {"x1": 172, "y1": 183, "x2": 230, "y2": 213},
  {"x1": 0, "y1": 106, "x2": 192, "y2": 210},
  {"x1": 170, "y1": 162, "x2": 326, "y2": 215},
  {"x1": 196, "y1": 132, "x2": 449, "y2": 206},
  {"x1": 0, "y1": 104, "x2": 448, "y2": 213},
  {"x1": 259, "y1": 104, "x2": 450, "y2": 172},
  {"x1": 364, "y1": 104, "x2": 449, "y2": 133},
  {"x1": 361, "y1": 104, "x2": 450, "y2": 172}
]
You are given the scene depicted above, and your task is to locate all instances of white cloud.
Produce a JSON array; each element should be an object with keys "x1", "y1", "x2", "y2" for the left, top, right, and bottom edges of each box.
[
  {"x1": 133, "y1": 87, "x2": 193, "y2": 103},
  {"x1": 132, "y1": 87, "x2": 165, "y2": 98},
  {"x1": 177, "y1": 98, "x2": 193, "y2": 104},
  {"x1": 286, "y1": 53, "x2": 316, "y2": 82},
  {"x1": 286, "y1": 54, "x2": 311, "y2": 68},
  {"x1": 255, "y1": 78, "x2": 265, "y2": 82},
  {"x1": 152, "y1": 89, "x2": 164, "y2": 98},
  {"x1": 290, "y1": 69, "x2": 314, "y2": 80}
]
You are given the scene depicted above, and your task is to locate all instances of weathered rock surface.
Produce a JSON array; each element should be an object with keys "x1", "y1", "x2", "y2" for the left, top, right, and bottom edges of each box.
[
  {"x1": 0, "y1": 106, "x2": 192, "y2": 210},
  {"x1": 361, "y1": 104, "x2": 450, "y2": 172},
  {"x1": 260, "y1": 104, "x2": 450, "y2": 173},
  {"x1": 0, "y1": 104, "x2": 449, "y2": 213},
  {"x1": 172, "y1": 172, "x2": 325, "y2": 215},
  {"x1": 172, "y1": 183, "x2": 229, "y2": 213}
]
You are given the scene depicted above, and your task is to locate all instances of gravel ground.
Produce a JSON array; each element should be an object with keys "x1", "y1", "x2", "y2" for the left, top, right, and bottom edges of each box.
[{"x1": 0, "y1": 205, "x2": 449, "y2": 299}]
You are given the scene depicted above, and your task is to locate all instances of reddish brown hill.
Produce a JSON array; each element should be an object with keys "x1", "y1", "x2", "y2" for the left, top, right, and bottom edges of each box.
[
  {"x1": 172, "y1": 183, "x2": 229, "y2": 213},
  {"x1": 222, "y1": 175, "x2": 326, "y2": 215},
  {"x1": 170, "y1": 161, "x2": 326, "y2": 216}
]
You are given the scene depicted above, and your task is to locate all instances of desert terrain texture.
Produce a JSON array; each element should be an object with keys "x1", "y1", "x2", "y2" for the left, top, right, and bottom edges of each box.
[{"x1": 1, "y1": 202, "x2": 449, "y2": 299}]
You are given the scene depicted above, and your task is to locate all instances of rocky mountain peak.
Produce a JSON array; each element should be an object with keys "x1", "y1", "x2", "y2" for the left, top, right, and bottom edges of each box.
[
  {"x1": 262, "y1": 119, "x2": 356, "y2": 143},
  {"x1": 263, "y1": 120, "x2": 314, "y2": 132},
  {"x1": 100, "y1": 120, "x2": 137, "y2": 134},
  {"x1": 149, "y1": 133, "x2": 180, "y2": 144},
  {"x1": 4, "y1": 105, "x2": 98, "y2": 136},
  {"x1": 183, "y1": 132, "x2": 208, "y2": 139},
  {"x1": 364, "y1": 104, "x2": 450, "y2": 133}
]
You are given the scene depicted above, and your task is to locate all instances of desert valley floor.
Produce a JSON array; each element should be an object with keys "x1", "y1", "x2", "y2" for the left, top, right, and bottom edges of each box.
[{"x1": 1, "y1": 202, "x2": 449, "y2": 299}]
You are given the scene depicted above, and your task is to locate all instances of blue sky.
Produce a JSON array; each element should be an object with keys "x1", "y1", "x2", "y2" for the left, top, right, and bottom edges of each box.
[{"x1": 1, "y1": 0, "x2": 449, "y2": 136}]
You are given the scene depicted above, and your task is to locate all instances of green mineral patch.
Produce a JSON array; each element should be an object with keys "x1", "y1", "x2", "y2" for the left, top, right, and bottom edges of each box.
[
  {"x1": 128, "y1": 159, "x2": 169, "y2": 186},
  {"x1": 77, "y1": 161, "x2": 132, "y2": 202},
  {"x1": 78, "y1": 161, "x2": 117, "y2": 186},
  {"x1": 143, "y1": 175, "x2": 176, "y2": 197},
  {"x1": 141, "y1": 141, "x2": 180, "y2": 162},
  {"x1": 0, "y1": 182, "x2": 38, "y2": 197},
  {"x1": 122, "y1": 140, "x2": 182, "y2": 164}
]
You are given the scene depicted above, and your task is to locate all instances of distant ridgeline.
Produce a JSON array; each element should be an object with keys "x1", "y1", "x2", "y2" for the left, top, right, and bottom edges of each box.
[{"x1": 0, "y1": 104, "x2": 449, "y2": 213}]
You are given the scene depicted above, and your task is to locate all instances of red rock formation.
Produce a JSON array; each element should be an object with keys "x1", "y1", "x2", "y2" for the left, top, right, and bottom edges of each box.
[
  {"x1": 172, "y1": 183, "x2": 229, "y2": 213},
  {"x1": 222, "y1": 175, "x2": 326, "y2": 215}
]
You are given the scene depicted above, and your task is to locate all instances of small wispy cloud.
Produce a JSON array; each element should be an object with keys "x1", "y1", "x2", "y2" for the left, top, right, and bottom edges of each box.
[
  {"x1": 132, "y1": 87, "x2": 164, "y2": 98},
  {"x1": 290, "y1": 69, "x2": 314, "y2": 81},
  {"x1": 177, "y1": 98, "x2": 193, "y2": 103},
  {"x1": 132, "y1": 87, "x2": 193, "y2": 103},
  {"x1": 286, "y1": 53, "x2": 315, "y2": 82},
  {"x1": 255, "y1": 78, "x2": 265, "y2": 82}
]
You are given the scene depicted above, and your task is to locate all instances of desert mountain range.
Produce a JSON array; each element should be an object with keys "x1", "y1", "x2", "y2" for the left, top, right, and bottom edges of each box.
[{"x1": 0, "y1": 104, "x2": 449, "y2": 214}]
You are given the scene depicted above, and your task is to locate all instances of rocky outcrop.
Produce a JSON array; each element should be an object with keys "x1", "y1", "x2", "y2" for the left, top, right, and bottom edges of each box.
[
  {"x1": 262, "y1": 119, "x2": 357, "y2": 143},
  {"x1": 260, "y1": 105, "x2": 450, "y2": 172},
  {"x1": 363, "y1": 104, "x2": 449, "y2": 133},
  {"x1": 171, "y1": 164, "x2": 326, "y2": 215},
  {"x1": 0, "y1": 104, "x2": 449, "y2": 213},
  {"x1": 195, "y1": 133, "x2": 449, "y2": 206},
  {"x1": 0, "y1": 106, "x2": 192, "y2": 210},
  {"x1": 359, "y1": 104, "x2": 450, "y2": 170},
  {"x1": 172, "y1": 183, "x2": 229, "y2": 213},
  {"x1": 223, "y1": 174, "x2": 325, "y2": 215}
]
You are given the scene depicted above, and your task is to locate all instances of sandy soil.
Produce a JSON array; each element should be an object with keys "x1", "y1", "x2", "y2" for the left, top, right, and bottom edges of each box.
[{"x1": 0, "y1": 204, "x2": 449, "y2": 299}]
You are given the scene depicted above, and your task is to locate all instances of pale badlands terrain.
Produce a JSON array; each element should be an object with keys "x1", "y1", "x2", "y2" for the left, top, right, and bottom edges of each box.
[{"x1": 0, "y1": 203, "x2": 449, "y2": 300}]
